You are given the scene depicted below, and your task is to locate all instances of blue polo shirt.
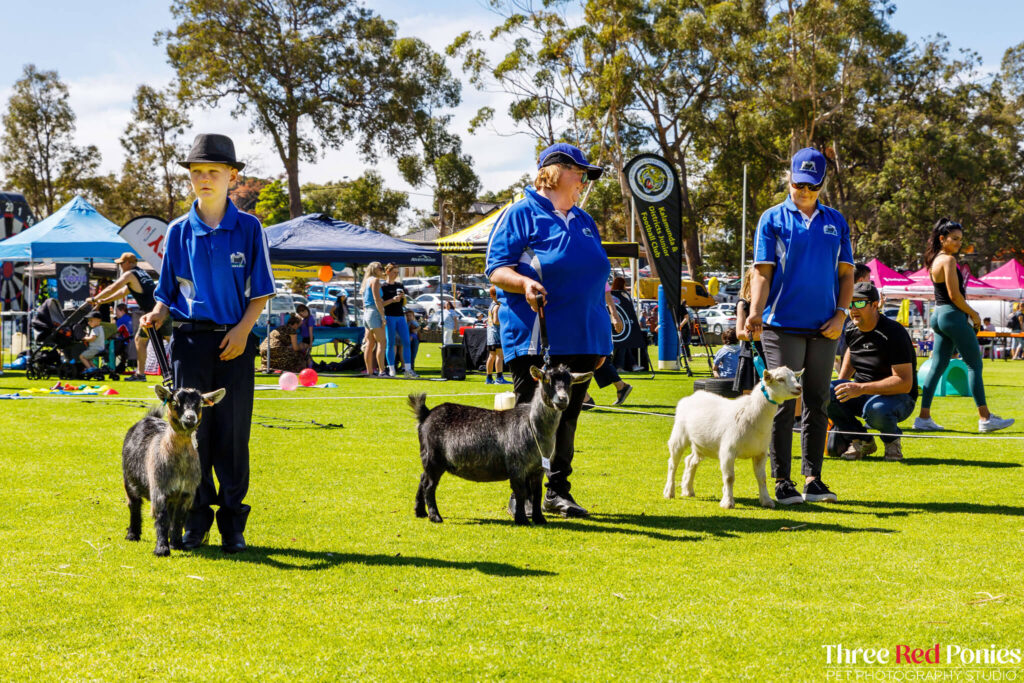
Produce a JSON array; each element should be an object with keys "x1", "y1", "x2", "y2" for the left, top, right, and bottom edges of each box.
[
  {"x1": 154, "y1": 199, "x2": 275, "y2": 325},
  {"x1": 753, "y1": 196, "x2": 854, "y2": 331},
  {"x1": 485, "y1": 186, "x2": 612, "y2": 360}
]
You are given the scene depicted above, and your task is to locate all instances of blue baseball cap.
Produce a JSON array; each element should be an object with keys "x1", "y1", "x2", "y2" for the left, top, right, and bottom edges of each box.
[
  {"x1": 537, "y1": 143, "x2": 604, "y2": 181},
  {"x1": 790, "y1": 147, "x2": 827, "y2": 185}
]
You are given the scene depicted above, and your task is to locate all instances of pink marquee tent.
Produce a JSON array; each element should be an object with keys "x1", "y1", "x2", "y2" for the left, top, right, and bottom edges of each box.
[
  {"x1": 979, "y1": 259, "x2": 1024, "y2": 300},
  {"x1": 882, "y1": 265, "x2": 1004, "y2": 300}
]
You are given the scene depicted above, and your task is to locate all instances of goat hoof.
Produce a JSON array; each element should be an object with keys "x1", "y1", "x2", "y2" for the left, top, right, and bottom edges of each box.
[
  {"x1": 683, "y1": 489, "x2": 695, "y2": 498},
  {"x1": 760, "y1": 498, "x2": 776, "y2": 509},
  {"x1": 125, "y1": 531, "x2": 140, "y2": 542},
  {"x1": 663, "y1": 487, "x2": 675, "y2": 499},
  {"x1": 415, "y1": 507, "x2": 428, "y2": 518},
  {"x1": 532, "y1": 515, "x2": 547, "y2": 525},
  {"x1": 170, "y1": 540, "x2": 185, "y2": 550},
  {"x1": 153, "y1": 546, "x2": 170, "y2": 557},
  {"x1": 513, "y1": 516, "x2": 530, "y2": 526},
  {"x1": 428, "y1": 513, "x2": 443, "y2": 523},
  {"x1": 719, "y1": 499, "x2": 735, "y2": 510}
]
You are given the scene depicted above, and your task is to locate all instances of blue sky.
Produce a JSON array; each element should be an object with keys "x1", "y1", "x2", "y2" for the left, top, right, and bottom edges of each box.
[{"x1": 0, "y1": 1, "x2": 1020, "y2": 221}]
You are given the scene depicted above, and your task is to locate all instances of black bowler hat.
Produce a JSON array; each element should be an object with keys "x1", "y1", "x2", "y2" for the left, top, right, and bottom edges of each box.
[{"x1": 178, "y1": 134, "x2": 245, "y2": 171}]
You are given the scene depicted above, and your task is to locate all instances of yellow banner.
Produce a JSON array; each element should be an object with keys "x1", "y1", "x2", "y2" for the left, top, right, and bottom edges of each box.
[{"x1": 272, "y1": 264, "x2": 323, "y2": 280}]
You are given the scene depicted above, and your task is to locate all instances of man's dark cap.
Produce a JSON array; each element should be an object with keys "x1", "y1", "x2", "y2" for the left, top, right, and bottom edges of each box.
[
  {"x1": 852, "y1": 281, "x2": 880, "y2": 302},
  {"x1": 178, "y1": 134, "x2": 245, "y2": 170}
]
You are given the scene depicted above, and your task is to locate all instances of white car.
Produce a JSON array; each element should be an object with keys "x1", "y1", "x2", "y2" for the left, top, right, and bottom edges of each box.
[
  {"x1": 400, "y1": 278, "x2": 431, "y2": 297},
  {"x1": 414, "y1": 293, "x2": 457, "y2": 317},
  {"x1": 697, "y1": 309, "x2": 737, "y2": 335},
  {"x1": 708, "y1": 302, "x2": 737, "y2": 316}
]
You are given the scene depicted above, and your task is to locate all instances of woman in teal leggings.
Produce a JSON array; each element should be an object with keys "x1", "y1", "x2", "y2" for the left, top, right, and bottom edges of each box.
[{"x1": 914, "y1": 219, "x2": 1014, "y2": 433}]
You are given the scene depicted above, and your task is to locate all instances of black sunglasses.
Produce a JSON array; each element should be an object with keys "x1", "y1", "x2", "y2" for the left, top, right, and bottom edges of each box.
[
  {"x1": 850, "y1": 300, "x2": 872, "y2": 309},
  {"x1": 792, "y1": 182, "x2": 823, "y2": 191}
]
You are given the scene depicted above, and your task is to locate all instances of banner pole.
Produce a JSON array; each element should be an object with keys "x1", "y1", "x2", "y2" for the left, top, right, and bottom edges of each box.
[{"x1": 741, "y1": 163, "x2": 748, "y2": 276}]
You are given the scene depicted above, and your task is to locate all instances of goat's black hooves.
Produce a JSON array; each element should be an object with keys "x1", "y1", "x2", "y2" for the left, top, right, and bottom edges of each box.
[
  {"x1": 170, "y1": 541, "x2": 184, "y2": 550},
  {"x1": 153, "y1": 547, "x2": 170, "y2": 557},
  {"x1": 415, "y1": 508, "x2": 428, "y2": 518},
  {"x1": 513, "y1": 517, "x2": 530, "y2": 526},
  {"x1": 125, "y1": 532, "x2": 140, "y2": 542},
  {"x1": 532, "y1": 516, "x2": 548, "y2": 525},
  {"x1": 428, "y1": 514, "x2": 443, "y2": 523}
]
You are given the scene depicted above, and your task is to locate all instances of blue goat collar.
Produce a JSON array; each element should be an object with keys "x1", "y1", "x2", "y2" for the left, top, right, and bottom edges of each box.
[{"x1": 760, "y1": 381, "x2": 779, "y2": 405}]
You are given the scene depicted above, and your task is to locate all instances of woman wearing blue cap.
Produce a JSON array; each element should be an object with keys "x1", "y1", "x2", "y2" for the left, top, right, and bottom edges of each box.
[
  {"x1": 486, "y1": 142, "x2": 612, "y2": 519},
  {"x1": 746, "y1": 147, "x2": 854, "y2": 506}
]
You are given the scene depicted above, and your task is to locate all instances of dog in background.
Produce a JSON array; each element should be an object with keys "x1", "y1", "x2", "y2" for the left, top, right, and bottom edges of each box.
[{"x1": 664, "y1": 366, "x2": 803, "y2": 509}]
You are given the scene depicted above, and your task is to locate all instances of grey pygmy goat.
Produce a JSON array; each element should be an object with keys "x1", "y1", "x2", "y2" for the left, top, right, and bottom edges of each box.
[
  {"x1": 409, "y1": 363, "x2": 592, "y2": 526},
  {"x1": 122, "y1": 384, "x2": 225, "y2": 556}
]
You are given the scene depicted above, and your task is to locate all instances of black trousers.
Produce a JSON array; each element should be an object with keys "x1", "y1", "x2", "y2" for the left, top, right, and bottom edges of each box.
[
  {"x1": 171, "y1": 329, "x2": 258, "y2": 537},
  {"x1": 592, "y1": 356, "x2": 621, "y2": 389},
  {"x1": 761, "y1": 328, "x2": 837, "y2": 481},
  {"x1": 507, "y1": 354, "x2": 598, "y2": 495}
]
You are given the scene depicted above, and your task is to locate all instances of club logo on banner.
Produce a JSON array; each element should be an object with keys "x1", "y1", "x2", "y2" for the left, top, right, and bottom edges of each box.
[
  {"x1": 623, "y1": 153, "x2": 683, "y2": 329},
  {"x1": 57, "y1": 263, "x2": 89, "y2": 307}
]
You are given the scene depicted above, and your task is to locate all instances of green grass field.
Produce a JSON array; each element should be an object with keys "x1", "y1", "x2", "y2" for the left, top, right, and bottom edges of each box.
[{"x1": 1, "y1": 348, "x2": 1023, "y2": 681}]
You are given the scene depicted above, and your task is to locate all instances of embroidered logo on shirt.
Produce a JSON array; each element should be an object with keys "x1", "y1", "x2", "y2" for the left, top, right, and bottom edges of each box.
[
  {"x1": 230, "y1": 251, "x2": 246, "y2": 268},
  {"x1": 582, "y1": 227, "x2": 593, "y2": 238},
  {"x1": 823, "y1": 224, "x2": 838, "y2": 236}
]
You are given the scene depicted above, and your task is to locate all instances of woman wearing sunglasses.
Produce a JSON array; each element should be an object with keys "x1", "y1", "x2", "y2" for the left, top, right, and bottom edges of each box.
[
  {"x1": 914, "y1": 219, "x2": 1014, "y2": 433},
  {"x1": 746, "y1": 147, "x2": 854, "y2": 506}
]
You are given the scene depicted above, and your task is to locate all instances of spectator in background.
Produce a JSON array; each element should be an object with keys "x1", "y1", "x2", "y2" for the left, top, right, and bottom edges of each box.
[
  {"x1": 295, "y1": 303, "x2": 313, "y2": 359},
  {"x1": 79, "y1": 312, "x2": 106, "y2": 370},
  {"x1": 1011, "y1": 303, "x2": 1024, "y2": 360},
  {"x1": 677, "y1": 303, "x2": 691, "y2": 361},
  {"x1": 94, "y1": 278, "x2": 113, "y2": 321},
  {"x1": 485, "y1": 286, "x2": 510, "y2": 384},
  {"x1": 115, "y1": 303, "x2": 133, "y2": 338},
  {"x1": 360, "y1": 261, "x2": 388, "y2": 377},
  {"x1": 331, "y1": 289, "x2": 349, "y2": 326},
  {"x1": 442, "y1": 301, "x2": 456, "y2": 345},
  {"x1": 260, "y1": 314, "x2": 308, "y2": 373},
  {"x1": 829, "y1": 282, "x2": 917, "y2": 461},
  {"x1": 404, "y1": 310, "x2": 420, "y2": 373},
  {"x1": 713, "y1": 328, "x2": 741, "y2": 378},
  {"x1": 979, "y1": 317, "x2": 995, "y2": 359}
]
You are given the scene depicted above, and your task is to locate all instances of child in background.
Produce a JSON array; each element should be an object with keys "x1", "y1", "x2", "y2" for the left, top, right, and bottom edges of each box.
[
  {"x1": 79, "y1": 312, "x2": 106, "y2": 370},
  {"x1": 713, "y1": 328, "x2": 741, "y2": 378}
]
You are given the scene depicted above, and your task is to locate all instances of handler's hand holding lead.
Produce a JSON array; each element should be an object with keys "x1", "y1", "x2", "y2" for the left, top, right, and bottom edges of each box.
[
  {"x1": 524, "y1": 280, "x2": 547, "y2": 312},
  {"x1": 219, "y1": 325, "x2": 248, "y2": 361},
  {"x1": 140, "y1": 309, "x2": 165, "y2": 329},
  {"x1": 745, "y1": 312, "x2": 763, "y2": 339}
]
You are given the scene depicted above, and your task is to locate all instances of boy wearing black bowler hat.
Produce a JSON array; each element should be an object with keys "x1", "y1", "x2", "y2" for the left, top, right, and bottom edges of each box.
[{"x1": 141, "y1": 134, "x2": 275, "y2": 554}]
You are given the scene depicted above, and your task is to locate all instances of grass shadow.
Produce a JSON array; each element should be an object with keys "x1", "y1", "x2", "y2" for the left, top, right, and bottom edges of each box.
[
  {"x1": 460, "y1": 512, "x2": 894, "y2": 540},
  {"x1": 842, "y1": 499, "x2": 1024, "y2": 516},
  {"x1": 192, "y1": 545, "x2": 554, "y2": 576},
  {"x1": 895, "y1": 457, "x2": 1020, "y2": 468}
]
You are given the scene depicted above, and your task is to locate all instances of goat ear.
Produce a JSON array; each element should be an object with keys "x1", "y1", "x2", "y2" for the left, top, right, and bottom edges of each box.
[
  {"x1": 529, "y1": 365, "x2": 544, "y2": 381},
  {"x1": 794, "y1": 368, "x2": 805, "y2": 380},
  {"x1": 570, "y1": 371, "x2": 594, "y2": 385},
  {"x1": 154, "y1": 385, "x2": 172, "y2": 402},
  {"x1": 202, "y1": 388, "x2": 226, "y2": 406}
]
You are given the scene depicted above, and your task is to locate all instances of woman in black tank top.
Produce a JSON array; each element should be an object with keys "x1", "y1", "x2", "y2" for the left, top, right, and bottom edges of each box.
[{"x1": 915, "y1": 218, "x2": 1014, "y2": 433}]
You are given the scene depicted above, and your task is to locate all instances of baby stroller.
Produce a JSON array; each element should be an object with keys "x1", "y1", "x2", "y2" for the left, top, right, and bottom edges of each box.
[{"x1": 25, "y1": 300, "x2": 104, "y2": 380}]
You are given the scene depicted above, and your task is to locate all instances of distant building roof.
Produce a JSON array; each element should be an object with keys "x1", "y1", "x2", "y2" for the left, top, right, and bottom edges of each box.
[{"x1": 403, "y1": 225, "x2": 439, "y2": 242}]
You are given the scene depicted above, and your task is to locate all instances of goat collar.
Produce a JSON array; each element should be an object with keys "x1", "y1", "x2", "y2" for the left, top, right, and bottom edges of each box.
[{"x1": 760, "y1": 380, "x2": 779, "y2": 405}]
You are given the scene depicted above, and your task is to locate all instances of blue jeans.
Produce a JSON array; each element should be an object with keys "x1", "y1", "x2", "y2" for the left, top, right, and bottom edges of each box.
[
  {"x1": 827, "y1": 379, "x2": 916, "y2": 444},
  {"x1": 385, "y1": 315, "x2": 411, "y2": 368}
]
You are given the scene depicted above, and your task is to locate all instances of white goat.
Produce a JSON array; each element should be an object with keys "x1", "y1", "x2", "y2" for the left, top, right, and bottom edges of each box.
[{"x1": 664, "y1": 367, "x2": 804, "y2": 509}]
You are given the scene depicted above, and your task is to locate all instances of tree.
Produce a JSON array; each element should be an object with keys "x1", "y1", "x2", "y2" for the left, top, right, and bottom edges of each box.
[
  {"x1": 302, "y1": 171, "x2": 409, "y2": 234},
  {"x1": 160, "y1": 0, "x2": 456, "y2": 219},
  {"x1": 0, "y1": 64, "x2": 101, "y2": 217},
  {"x1": 120, "y1": 85, "x2": 192, "y2": 220},
  {"x1": 254, "y1": 179, "x2": 291, "y2": 226}
]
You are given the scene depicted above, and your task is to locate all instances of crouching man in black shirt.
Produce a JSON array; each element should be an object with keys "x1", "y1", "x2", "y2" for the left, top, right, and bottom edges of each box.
[{"x1": 828, "y1": 282, "x2": 917, "y2": 461}]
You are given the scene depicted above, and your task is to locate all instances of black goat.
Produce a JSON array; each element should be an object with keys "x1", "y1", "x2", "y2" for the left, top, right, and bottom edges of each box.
[
  {"x1": 409, "y1": 364, "x2": 592, "y2": 525},
  {"x1": 122, "y1": 385, "x2": 225, "y2": 556}
]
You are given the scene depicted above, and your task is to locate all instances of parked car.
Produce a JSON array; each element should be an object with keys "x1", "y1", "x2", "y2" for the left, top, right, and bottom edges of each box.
[
  {"x1": 414, "y1": 293, "x2": 457, "y2": 317},
  {"x1": 708, "y1": 302, "x2": 737, "y2": 316},
  {"x1": 456, "y1": 285, "x2": 491, "y2": 309},
  {"x1": 256, "y1": 293, "x2": 301, "y2": 329},
  {"x1": 306, "y1": 283, "x2": 348, "y2": 302},
  {"x1": 697, "y1": 309, "x2": 737, "y2": 335},
  {"x1": 400, "y1": 277, "x2": 431, "y2": 297},
  {"x1": 427, "y1": 307, "x2": 482, "y2": 329}
]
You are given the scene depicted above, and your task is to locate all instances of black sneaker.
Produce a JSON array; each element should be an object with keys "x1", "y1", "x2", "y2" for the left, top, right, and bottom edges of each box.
[
  {"x1": 125, "y1": 374, "x2": 147, "y2": 382},
  {"x1": 581, "y1": 395, "x2": 596, "y2": 411},
  {"x1": 542, "y1": 490, "x2": 589, "y2": 518},
  {"x1": 803, "y1": 479, "x2": 838, "y2": 503},
  {"x1": 613, "y1": 383, "x2": 633, "y2": 406},
  {"x1": 507, "y1": 494, "x2": 533, "y2": 518},
  {"x1": 774, "y1": 480, "x2": 804, "y2": 506}
]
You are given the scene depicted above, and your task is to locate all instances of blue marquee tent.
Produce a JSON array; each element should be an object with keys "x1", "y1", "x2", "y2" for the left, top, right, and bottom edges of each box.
[
  {"x1": 264, "y1": 213, "x2": 440, "y2": 267},
  {"x1": 0, "y1": 195, "x2": 136, "y2": 263}
]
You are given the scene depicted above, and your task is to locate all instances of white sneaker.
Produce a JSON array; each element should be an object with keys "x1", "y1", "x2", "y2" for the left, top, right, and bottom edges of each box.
[
  {"x1": 979, "y1": 415, "x2": 1015, "y2": 433},
  {"x1": 404, "y1": 370, "x2": 420, "y2": 379},
  {"x1": 913, "y1": 417, "x2": 945, "y2": 431}
]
